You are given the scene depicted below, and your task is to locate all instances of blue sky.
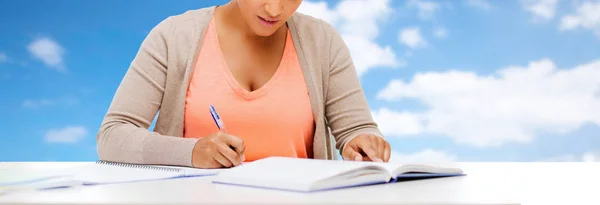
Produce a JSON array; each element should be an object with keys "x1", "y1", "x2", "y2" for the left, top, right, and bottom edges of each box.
[{"x1": 1, "y1": 0, "x2": 599, "y2": 162}]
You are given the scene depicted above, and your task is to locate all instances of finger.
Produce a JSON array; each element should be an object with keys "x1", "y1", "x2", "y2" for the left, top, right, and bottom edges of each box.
[
  {"x1": 374, "y1": 136, "x2": 386, "y2": 161},
  {"x1": 342, "y1": 146, "x2": 363, "y2": 161},
  {"x1": 212, "y1": 151, "x2": 233, "y2": 168},
  {"x1": 372, "y1": 136, "x2": 384, "y2": 162},
  {"x1": 217, "y1": 143, "x2": 241, "y2": 166},
  {"x1": 359, "y1": 141, "x2": 382, "y2": 162},
  {"x1": 362, "y1": 156, "x2": 373, "y2": 161},
  {"x1": 220, "y1": 133, "x2": 245, "y2": 155},
  {"x1": 384, "y1": 142, "x2": 391, "y2": 162},
  {"x1": 205, "y1": 158, "x2": 225, "y2": 169}
]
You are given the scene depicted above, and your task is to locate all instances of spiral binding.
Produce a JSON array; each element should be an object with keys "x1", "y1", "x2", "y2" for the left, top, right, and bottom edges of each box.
[{"x1": 95, "y1": 160, "x2": 183, "y2": 173}]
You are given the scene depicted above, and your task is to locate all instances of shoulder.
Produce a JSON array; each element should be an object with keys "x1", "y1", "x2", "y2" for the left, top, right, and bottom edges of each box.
[
  {"x1": 146, "y1": 6, "x2": 215, "y2": 41},
  {"x1": 288, "y1": 12, "x2": 351, "y2": 73},
  {"x1": 289, "y1": 12, "x2": 341, "y2": 44},
  {"x1": 134, "y1": 7, "x2": 215, "y2": 77},
  {"x1": 166, "y1": 7, "x2": 215, "y2": 28}
]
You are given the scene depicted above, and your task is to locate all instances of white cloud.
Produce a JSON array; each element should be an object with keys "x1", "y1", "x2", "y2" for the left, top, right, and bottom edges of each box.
[
  {"x1": 23, "y1": 96, "x2": 79, "y2": 109},
  {"x1": 399, "y1": 27, "x2": 427, "y2": 49},
  {"x1": 559, "y1": 1, "x2": 600, "y2": 38},
  {"x1": 45, "y1": 126, "x2": 87, "y2": 143},
  {"x1": 372, "y1": 108, "x2": 424, "y2": 136},
  {"x1": 0, "y1": 52, "x2": 7, "y2": 63},
  {"x1": 342, "y1": 35, "x2": 400, "y2": 76},
  {"x1": 390, "y1": 149, "x2": 457, "y2": 164},
  {"x1": 407, "y1": 0, "x2": 441, "y2": 20},
  {"x1": 465, "y1": 0, "x2": 492, "y2": 10},
  {"x1": 298, "y1": 0, "x2": 400, "y2": 76},
  {"x1": 377, "y1": 58, "x2": 600, "y2": 147},
  {"x1": 295, "y1": 1, "x2": 338, "y2": 26},
  {"x1": 433, "y1": 26, "x2": 448, "y2": 39},
  {"x1": 335, "y1": 0, "x2": 391, "y2": 39},
  {"x1": 27, "y1": 37, "x2": 66, "y2": 71},
  {"x1": 522, "y1": 0, "x2": 559, "y2": 22}
]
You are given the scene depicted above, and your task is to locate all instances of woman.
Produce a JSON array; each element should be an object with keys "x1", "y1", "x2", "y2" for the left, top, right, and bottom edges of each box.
[{"x1": 96, "y1": 0, "x2": 391, "y2": 169}]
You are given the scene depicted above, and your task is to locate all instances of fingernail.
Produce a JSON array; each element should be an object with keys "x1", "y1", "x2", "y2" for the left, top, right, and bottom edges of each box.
[
  {"x1": 354, "y1": 155, "x2": 362, "y2": 161},
  {"x1": 241, "y1": 154, "x2": 245, "y2": 162},
  {"x1": 375, "y1": 158, "x2": 383, "y2": 162}
]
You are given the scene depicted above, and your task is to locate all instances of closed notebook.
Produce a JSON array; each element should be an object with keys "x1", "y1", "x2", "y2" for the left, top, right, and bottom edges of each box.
[
  {"x1": 0, "y1": 161, "x2": 222, "y2": 193},
  {"x1": 212, "y1": 156, "x2": 465, "y2": 192}
]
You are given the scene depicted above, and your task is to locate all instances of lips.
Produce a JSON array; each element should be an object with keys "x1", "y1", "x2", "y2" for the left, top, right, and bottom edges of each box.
[{"x1": 258, "y1": 16, "x2": 279, "y2": 27}]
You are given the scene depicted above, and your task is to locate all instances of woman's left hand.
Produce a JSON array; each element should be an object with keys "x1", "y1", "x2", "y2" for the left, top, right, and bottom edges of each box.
[{"x1": 342, "y1": 134, "x2": 391, "y2": 162}]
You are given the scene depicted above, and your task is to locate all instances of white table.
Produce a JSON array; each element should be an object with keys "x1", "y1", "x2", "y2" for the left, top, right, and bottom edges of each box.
[{"x1": 0, "y1": 162, "x2": 598, "y2": 205}]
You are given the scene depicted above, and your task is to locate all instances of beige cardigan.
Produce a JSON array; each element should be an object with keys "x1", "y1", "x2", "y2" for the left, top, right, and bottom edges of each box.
[{"x1": 96, "y1": 6, "x2": 384, "y2": 167}]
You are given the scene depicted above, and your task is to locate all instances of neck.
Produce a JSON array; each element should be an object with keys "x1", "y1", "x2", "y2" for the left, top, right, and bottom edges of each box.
[{"x1": 216, "y1": 2, "x2": 286, "y2": 43}]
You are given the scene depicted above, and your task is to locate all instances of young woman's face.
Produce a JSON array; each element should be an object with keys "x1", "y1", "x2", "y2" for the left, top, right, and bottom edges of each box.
[{"x1": 237, "y1": 0, "x2": 303, "y2": 36}]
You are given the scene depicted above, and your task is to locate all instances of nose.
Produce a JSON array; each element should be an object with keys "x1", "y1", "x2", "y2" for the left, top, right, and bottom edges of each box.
[{"x1": 264, "y1": 0, "x2": 283, "y2": 18}]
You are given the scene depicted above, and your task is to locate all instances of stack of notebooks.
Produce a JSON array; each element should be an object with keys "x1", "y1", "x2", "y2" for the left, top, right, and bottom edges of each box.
[{"x1": 1, "y1": 157, "x2": 464, "y2": 193}]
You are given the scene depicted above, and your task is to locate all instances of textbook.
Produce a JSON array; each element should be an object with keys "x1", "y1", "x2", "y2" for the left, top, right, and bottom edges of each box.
[
  {"x1": 212, "y1": 157, "x2": 465, "y2": 192},
  {"x1": 0, "y1": 161, "x2": 222, "y2": 193}
]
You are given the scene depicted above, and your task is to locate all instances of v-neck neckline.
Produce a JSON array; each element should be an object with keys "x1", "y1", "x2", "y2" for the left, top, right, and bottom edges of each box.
[{"x1": 209, "y1": 17, "x2": 290, "y2": 100}]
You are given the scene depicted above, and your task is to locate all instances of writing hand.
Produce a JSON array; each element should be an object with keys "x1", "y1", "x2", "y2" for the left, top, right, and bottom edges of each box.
[
  {"x1": 191, "y1": 131, "x2": 245, "y2": 168},
  {"x1": 342, "y1": 134, "x2": 390, "y2": 162}
]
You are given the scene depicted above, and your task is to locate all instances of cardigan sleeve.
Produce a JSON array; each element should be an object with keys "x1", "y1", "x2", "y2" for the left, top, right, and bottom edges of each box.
[
  {"x1": 320, "y1": 21, "x2": 386, "y2": 154},
  {"x1": 96, "y1": 16, "x2": 199, "y2": 167}
]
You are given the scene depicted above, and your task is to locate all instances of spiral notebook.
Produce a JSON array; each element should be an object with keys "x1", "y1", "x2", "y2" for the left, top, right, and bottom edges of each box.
[
  {"x1": 1, "y1": 161, "x2": 222, "y2": 192},
  {"x1": 66, "y1": 161, "x2": 222, "y2": 185}
]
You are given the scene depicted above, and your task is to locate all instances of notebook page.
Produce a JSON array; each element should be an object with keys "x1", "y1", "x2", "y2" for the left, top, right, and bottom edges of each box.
[
  {"x1": 339, "y1": 161, "x2": 403, "y2": 175},
  {"x1": 0, "y1": 176, "x2": 82, "y2": 194},
  {"x1": 0, "y1": 168, "x2": 68, "y2": 186},
  {"x1": 352, "y1": 160, "x2": 463, "y2": 176},
  {"x1": 213, "y1": 157, "x2": 380, "y2": 191},
  {"x1": 66, "y1": 163, "x2": 186, "y2": 184}
]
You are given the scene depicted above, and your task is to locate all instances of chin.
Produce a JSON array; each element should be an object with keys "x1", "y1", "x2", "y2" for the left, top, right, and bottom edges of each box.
[
  {"x1": 251, "y1": 27, "x2": 279, "y2": 37},
  {"x1": 253, "y1": 30, "x2": 278, "y2": 37}
]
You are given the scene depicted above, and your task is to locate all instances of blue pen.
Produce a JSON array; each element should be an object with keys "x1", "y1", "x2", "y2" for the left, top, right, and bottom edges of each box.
[
  {"x1": 209, "y1": 104, "x2": 244, "y2": 162},
  {"x1": 209, "y1": 104, "x2": 228, "y2": 133}
]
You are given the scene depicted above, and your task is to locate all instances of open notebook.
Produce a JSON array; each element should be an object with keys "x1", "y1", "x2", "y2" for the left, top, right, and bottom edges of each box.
[
  {"x1": 0, "y1": 161, "x2": 221, "y2": 193},
  {"x1": 212, "y1": 157, "x2": 465, "y2": 192}
]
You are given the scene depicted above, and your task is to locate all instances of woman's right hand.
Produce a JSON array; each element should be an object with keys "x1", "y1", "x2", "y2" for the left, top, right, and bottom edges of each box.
[{"x1": 191, "y1": 131, "x2": 245, "y2": 168}]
